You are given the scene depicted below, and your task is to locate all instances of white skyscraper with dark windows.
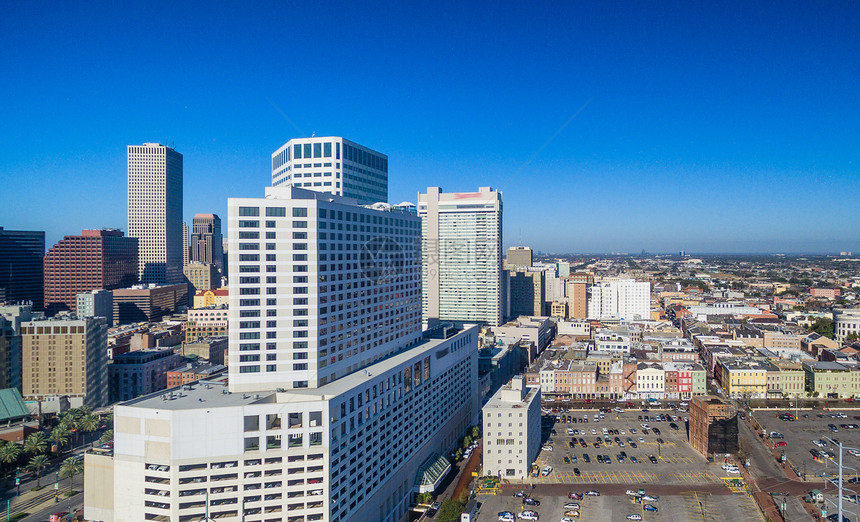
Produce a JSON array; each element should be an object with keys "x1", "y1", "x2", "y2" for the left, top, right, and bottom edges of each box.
[
  {"x1": 127, "y1": 143, "x2": 184, "y2": 284},
  {"x1": 418, "y1": 186, "x2": 504, "y2": 327},
  {"x1": 86, "y1": 184, "x2": 480, "y2": 522},
  {"x1": 587, "y1": 278, "x2": 651, "y2": 320},
  {"x1": 271, "y1": 137, "x2": 388, "y2": 205}
]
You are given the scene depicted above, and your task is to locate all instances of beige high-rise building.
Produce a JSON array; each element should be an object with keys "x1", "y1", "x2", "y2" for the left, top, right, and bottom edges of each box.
[
  {"x1": 183, "y1": 261, "x2": 220, "y2": 296},
  {"x1": 567, "y1": 272, "x2": 594, "y2": 320},
  {"x1": 506, "y1": 246, "x2": 533, "y2": 269},
  {"x1": 127, "y1": 143, "x2": 184, "y2": 285},
  {"x1": 182, "y1": 222, "x2": 189, "y2": 268},
  {"x1": 20, "y1": 315, "x2": 108, "y2": 408}
]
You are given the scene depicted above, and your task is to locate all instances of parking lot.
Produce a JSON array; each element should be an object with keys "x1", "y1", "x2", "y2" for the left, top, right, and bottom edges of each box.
[
  {"x1": 522, "y1": 407, "x2": 728, "y2": 486},
  {"x1": 478, "y1": 488, "x2": 764, "y2": 521},
  {"x1": 753, "y1": 409, "x2": 860, "y2": 483}
]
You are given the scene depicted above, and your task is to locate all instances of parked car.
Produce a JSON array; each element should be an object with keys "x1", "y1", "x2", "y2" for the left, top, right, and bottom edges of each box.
[
  {"x1": 585, "y1": 490, "x2": 600, "y2": 496},
  {"x1": 775, "y1": 441, "x2": 788, "y2": 448},
  {"x1": 643, "y1": 504, "x2": 659, "y2": 512},
  {"x1": 523, "y1": 498, "x2": 540, "y2": 506},
  {"x1": 627, "y1": 515, "x2": 643, "y2": 521},
  {"x1": 541, "y1": 466, "x2": 553, "y2": 476}
]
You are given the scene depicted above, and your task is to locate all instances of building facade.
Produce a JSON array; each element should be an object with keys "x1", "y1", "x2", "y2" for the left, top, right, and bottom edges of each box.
[
  {"x1": 835, "y1": 309, "x2": 860, "y2": 343},
  {"x1": 227, "y1": 186, "x2": 422, "y2": 392},
  {"x1": 508, "y1": 270, "x2": 545, "y2": 318},
  {"x1": 418, "y1": 186, "x2": 503, "y2": 327},
  {"x1": 271, "y1": 137, "x2": 388, "y2": 205},
  {"x1": 43, "y1": 229, "x2": 138, "y2": 315},
  {"x1": 190, "y1": 214, "x2": 224, "y2": 273},
  {"x1": 76, "y1": 289, "x2": 114, "y2": 326},
  {"x1": 482, "y1": 376, "x2": 540, "y2": 479},
  {"x1": 183, "y1": 261, "x2": 220, "y2": 296},
  {"x1": 112, "y1": 284, "x2": 188, "y2": 325},
  {"x1": 20, "y1": 316, "x2": 108, "y2": 408},
  {"x1": 108, "y1": 348, "x2": 185, "y2": 402},
  {"x1": 127, "y1": 143, "x2": 184, "y2": 284},
  {"x1": 506, "y1": 247, "x2": 532, "y2": 269},
  {"x1": 688, "y1": 395, "x2": 737, "y2": 456},
  {"x1": 587, "y1": 279, "x2": 650, "y2": 320},
  {"x1": 0, "y1": 227, "x2": 45, "y2": 310},
  {"x1": 185, "y1": 306, "x2": 228, "y2": 342}
]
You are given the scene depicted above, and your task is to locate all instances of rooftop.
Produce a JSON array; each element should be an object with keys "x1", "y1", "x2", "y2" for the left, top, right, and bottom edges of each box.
[{"x1": 121, "y1": 380, "x2": 275, "y2": 411}]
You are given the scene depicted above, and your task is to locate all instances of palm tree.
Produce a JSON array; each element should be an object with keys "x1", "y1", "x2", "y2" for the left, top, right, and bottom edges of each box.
[
  {"x1": 59, "y1": 457, "x2": 83, "y2": 492},
  {"x1": 28, "y1": 454, "x2": 50, "y2": 487},
  {"x1": 50, "y1": 427, "x2": 70, "y2": 453},
  {"x1": 0, "y1": 442, "x2": 22, "y2": 473},
  {"x1": 79, "y1": 413, "x2": 99, "y2": 437},
  {"x1": 23, "y1": 432, "x2": 49, "y2": 455},
  {"x1": 98, "y1": 429, "x2": 113, "y2": 445}
]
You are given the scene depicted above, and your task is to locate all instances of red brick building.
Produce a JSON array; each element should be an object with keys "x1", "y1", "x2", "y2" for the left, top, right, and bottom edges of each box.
[{"x1": 43, "y1": 229, "x2": 138, "y2": 315}]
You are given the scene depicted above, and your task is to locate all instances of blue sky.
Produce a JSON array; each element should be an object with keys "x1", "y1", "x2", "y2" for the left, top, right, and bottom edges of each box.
[{"x1": 2, "y1": 1, "x2": 858, "y2": 254}]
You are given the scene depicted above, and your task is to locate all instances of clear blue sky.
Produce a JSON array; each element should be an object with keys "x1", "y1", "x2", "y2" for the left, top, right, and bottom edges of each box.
[{"x1": 2, "y1": 1, "x2": 858, "y2": 254}]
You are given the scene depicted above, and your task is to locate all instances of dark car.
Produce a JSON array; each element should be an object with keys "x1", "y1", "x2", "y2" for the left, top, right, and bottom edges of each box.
[
  {"x1": 649, "y1": 455, "x2": 658, "y2": 463},
  {"x1": 669, "y1": 423, "x2": 679, "y2": 430},
  {"x1": 583, "y1": 454, "x2": 591, "y2": 463},
  {"x1": 523, "y1": 498, "x2": 540, "y2": 506},
  {"x1": 574, "y1": 467, "x2": 581, "y2": 476},
  {"x1": 653, "y1": 428, "x2": 661, "y2": 435},
  {"x1": 426, "y1": 502, "x2": 440, "y2": 517},
  {"x1": 656, "y1": 438, "x2": 665, "y2": 444}
]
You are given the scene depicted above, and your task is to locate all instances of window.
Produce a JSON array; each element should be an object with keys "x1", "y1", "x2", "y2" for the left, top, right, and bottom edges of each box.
[
  {"x1": 239, "y1": 220, "x2": 259, "y2": 228},
  {"x1": 293, "y1": 144, "x2": 301, "y2": 158},
  {"x1": 313, "y1": 143, "x2": 322, "y2": 158},
  {"x1": 239, "y1": 254, "x2": 260, "y2": 262},
  {"x1": 240, "y1": 365, "x2": 260, "y2": 373},
  {"x1": 292, "y1": 208, "x2": 307, "y2": 217},
  {"x1": 239, "y1": 243, "x2": 259, "y2": 250},
  {"x1": 239, "y1": 231, "x2": 259, "y2": 239},
  {"x1": 266, "y1": 207, "x2": 286, "y2": 217},
  {"x1": 239, "y1": 207, "x2": 260, "y2": 217},
  {"x1": 303, "y1": 143, "x2": 311, "y2": 158}
]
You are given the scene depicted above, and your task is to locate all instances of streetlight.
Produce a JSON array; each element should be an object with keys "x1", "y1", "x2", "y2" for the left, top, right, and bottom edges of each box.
[{"x1": 823, "y1": 435, "x2": 860, "y2": 522}]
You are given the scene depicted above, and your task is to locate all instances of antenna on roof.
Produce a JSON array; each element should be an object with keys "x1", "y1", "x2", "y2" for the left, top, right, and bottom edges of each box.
[{"x1": 311, "y1": 131, "x2": 315, "y2": 137}]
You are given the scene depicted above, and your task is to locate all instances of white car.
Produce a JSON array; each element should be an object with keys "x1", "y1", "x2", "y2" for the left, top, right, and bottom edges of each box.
[
  {"x1": 626, "y1": 490, "x2": 638, "y2": 496},
  {"x1": 542, "y1": 466, "x2": 553, "y2": 476},
  {"x1": 813, "y1": 440, "x2": 827, "y2": 448},
  {"x1": 518, "y1": 511, "x2": 539, "y2": 520},
  {"x1": 563, "y1": 502, "x2": 580, "y2": 509},
  {"x1": 620, "y1": 429, "x2": 626, "y2": 435},
  {"x1": 542, "y1": 445, "x2": 553, "y2": 451},
  {"x1": 568, "y1": 428, "x2": 574, "y2": 436},
  {"x1": 724, "y1": 467, "x2": 740, "y2": 474},
  {"x1": 640, "y1": 423, "x2": 650, "y2": 429},
  {"x1": 638, "y1": 437, "x2": 645, "y2": 443},
  {"x1": 642, "y1": 495, "x2": 658, "y2": 502},
  {"x1": 591, "y1": 429, "x2": 597, "y2": 435},
  {"x1": 849, "y1": 449, "x2": 860, "y2": 457},
  {"x1": 627, "y1": 515, "x2": 643, "y2": 521}
]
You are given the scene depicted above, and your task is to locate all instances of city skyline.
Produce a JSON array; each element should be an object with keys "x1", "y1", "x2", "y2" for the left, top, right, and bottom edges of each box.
[{"x1": 2, "y1": 2, "x2": 858, "y2": 253}]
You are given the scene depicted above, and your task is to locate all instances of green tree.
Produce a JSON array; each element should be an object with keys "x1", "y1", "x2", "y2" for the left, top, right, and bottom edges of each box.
[
  {"x1": 471, "y1": 425, "x2": 480, "y2": 439},
  {"x1": 59, "y1": 456, "x2": 83, "y2": 491},
  {"x1": 28, "y1": 454, "x2": 50, "y2": 487},
  {"x1": 436, "y1": 499, "x2": 465, "y2": 522},
  {"x1": 0, "y1": 441, "x2": 22, "y2": 469},
  {"x1": 51, "y1": 427, "x2": 70, "y2": 453},
  {"x1": 810, "y1": 317, "x2": 835, "y2": 339},
  {"x1": 79, "y1": 413, "x2": 99, "y2": 443},
  {"x1": 98, "y1": 429, "x2": 113, "y2": 445},
  {"x1": 847, "y1": 332, "x2": 860, "y2": 342},
  {"x1": 23, "y1": 431, "x2": 49, "y2": 455}
]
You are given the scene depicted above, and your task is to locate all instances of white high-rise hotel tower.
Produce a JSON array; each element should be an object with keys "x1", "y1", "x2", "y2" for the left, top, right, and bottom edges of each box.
[
  {"x1": 127, "y1": 143, "x2": 184, "y2": 284},
  {"x1": 86, "y1": 138, "x2": 480, "y2": 522},
  {"x1": 271, "y1": 137, "x2": 387, "y2": 205}
]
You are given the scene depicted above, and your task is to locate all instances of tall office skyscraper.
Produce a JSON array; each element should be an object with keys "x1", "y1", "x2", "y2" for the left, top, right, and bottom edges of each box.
[
  {"x1": 127, "y1": 143, "x2": 183, "y2": 284},
  {"x1": 271, "y1": 136, "x2": 388, "y2": 205},
  {"x1": 190, "y1": 213, "x2": 223, "y2": 272},
  {"x1": 181, "y1": 221, "x2": 189, "y2": 268},
  {"x1": 86, "y1": 185, "x2": 480, "y2": 522},
  {"x1": 0, "y1": 227, "x2": 45, "y2": 310},
  {"x1": 43, "y1": 229, "x2": 138, "y2": 315},
  {"x1": 418, "y1": 186, "x2": 503, "y2": 326}
]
